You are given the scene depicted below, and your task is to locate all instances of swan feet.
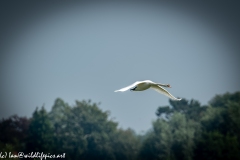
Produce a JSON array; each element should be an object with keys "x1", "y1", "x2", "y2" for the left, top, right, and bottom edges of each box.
[{"x1": 130, "y1": 86, "x2": 137, "y2": 91}]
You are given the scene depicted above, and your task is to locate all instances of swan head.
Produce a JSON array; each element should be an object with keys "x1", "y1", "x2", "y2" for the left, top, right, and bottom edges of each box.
[{"x1": 157, "y1": 83, "x2": 171, "y2": 88}]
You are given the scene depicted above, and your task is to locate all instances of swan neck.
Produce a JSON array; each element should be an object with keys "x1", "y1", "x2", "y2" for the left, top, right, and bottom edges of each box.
[{"x1": 157, "y1": 83, "x2": 168, "y2": 87}]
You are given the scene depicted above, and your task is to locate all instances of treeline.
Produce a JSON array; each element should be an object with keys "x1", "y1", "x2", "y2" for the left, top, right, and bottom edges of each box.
[{"x1": 0, "y1": 92, "x2": 240, "y2": 160}]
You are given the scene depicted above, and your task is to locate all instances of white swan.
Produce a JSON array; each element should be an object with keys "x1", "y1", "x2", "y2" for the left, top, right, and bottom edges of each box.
[{"x1": 114, "y1": 80, "x2": 181, "y2": 101}]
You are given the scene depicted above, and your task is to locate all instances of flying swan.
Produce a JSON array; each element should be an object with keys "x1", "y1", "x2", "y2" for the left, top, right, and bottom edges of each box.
[{"x1": 114, "y1": 80, "x2": 181, "y2": 101}]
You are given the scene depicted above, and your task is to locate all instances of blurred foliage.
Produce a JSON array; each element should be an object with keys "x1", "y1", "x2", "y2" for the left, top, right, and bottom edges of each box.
[
  {"x1": 194, "y1": 131, "x2": 240, "y2": 160},
  {"x1": 26, "y1": 106, "x2": 54, "y2": 152},
  {"x1": 0, "y1": 92, "x2": 240, "y2": 160},
  {"x1": 0, "y1": 115, "x2": 30, "y2": 151},
  {"x1": 139, "y1": 113, "x2": 200, "y2": 160}
]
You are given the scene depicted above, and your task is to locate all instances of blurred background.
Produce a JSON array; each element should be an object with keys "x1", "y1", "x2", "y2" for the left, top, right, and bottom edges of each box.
[{"x1": 0, "y1": 1, "x2": 240, "y2": 159}]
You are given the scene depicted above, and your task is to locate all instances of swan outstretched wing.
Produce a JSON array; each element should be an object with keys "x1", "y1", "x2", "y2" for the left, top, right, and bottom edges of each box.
[
  {"x1": 114, "y1": 81, "x2": 140, "y2": 92},
  {"x1": 150, "y1": 85, "x2": 181, "y2": 101}
]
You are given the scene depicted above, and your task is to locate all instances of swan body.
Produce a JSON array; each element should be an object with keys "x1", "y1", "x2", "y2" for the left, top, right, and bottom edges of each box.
[{"x1": 115, "y1": 80, "x2": 181, "y2": 101}]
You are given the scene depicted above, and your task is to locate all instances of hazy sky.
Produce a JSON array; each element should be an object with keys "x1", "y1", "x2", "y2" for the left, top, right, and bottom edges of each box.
[{"x1": 0, "y1": 1, "x2": 239, "y2": 133}]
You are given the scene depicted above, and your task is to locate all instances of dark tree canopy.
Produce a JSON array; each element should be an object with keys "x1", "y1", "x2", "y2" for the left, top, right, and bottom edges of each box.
[{"x1": 0, "y1": 92, "x2": 240, "y2": 160}]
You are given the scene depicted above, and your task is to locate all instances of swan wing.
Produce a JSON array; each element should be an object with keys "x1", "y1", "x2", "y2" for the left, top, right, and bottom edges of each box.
[
  {"x1": 114, "y1": 81, "x2": 141, "y2": 92},
  {"x1": 150, "y1": 85, "x2": 181, "y2": 101}
]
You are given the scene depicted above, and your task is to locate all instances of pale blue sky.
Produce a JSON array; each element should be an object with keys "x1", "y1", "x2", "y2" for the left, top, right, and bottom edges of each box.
[{"x1": 0, "y1": 1, "x2": 239, "y2": 133}]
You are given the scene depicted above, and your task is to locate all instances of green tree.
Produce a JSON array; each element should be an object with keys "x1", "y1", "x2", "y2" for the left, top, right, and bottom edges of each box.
[
  {"x1": 227, "y1": 101, "x2": 240, "y2": 138},
  {"x1": 0, "y1": 115, "x2": 30, "y2": 151},
  {"x1": 201, "y1": 92, "x2": 240, "y2": 135},
  {"x1": 111, "y1": 128, "x2": 140, "y2": 160},
  {"x1": 139, "y1": 119, "x2": 173, "y2": 160},
  {"x1": 2, "y1": 91, "x2": 240, "y2": 160},
  {"x1": 26, "y1": 106, "x2": 54, "y2": 152},
  {"x1": 195, "y1": 92, "x2": 240, "y2": 160},
  {"x1": 47, "y1": 98, "x2": 140, "y2": 160},
  {"x1": 209, "y1": 92, "x2": 240, "y2": 108},
  {"x1": 156, "y1": 99, "x2": 207, "y2": 122},
  {"x1": 194, "y1": 131, "x2": 240, "y2": 160},
  {"x1": 139, "y1": 113, "x2": 199, "y2": 160},
  {"x1": 169, "y1": 113, "x2": 200, "y2": 160}
]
